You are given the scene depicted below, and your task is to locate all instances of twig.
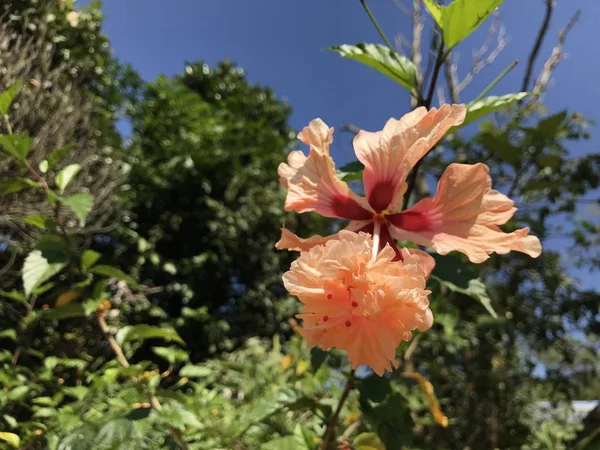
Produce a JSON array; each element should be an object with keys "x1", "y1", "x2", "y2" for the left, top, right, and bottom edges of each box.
[
  {"x1": 96, "y1": 311, "x2": 189, "y2": 449},
  {"x1": 321, "y1": 370, "x2": 355, "y2": 450},
  {"x1": 531, "y1": 10, "x2": 581, "y2": 99},
  {"x1": 520, "y1": 0, "x2": 554, "y2": 99},
  {"x1": 410, "y1": 0, "x2": 423, "y2": 107}
]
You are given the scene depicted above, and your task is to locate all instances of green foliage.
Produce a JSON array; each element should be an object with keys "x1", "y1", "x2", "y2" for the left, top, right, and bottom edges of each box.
[
  {"x1": 0, "y1": 134, "x2": 32, "y2": 162},
  {"x1": 462, "y1": 92, "x2": 529, "y2": 127},
  {"x1": 63, "y1": 193, "x2": 94, "y2": 226},
  {"x1": 22, "y1": 235, "x2": 70, "y2": 295},
  {"x1": 329, "y1": 43, "x2": 419, "y2": 93},
  {"x1": 423, "y1": 0, "x2": 504, "y2": 49},
  {"x1": 0, "y1": 79, "x2": 23, "y2": 115}
]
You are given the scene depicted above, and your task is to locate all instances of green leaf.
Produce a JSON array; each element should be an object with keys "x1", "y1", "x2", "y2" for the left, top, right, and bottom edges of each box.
[
  {"x1": 115, "y1": 325, "x2": 184, "y2": 346},
  {"x1": 0, "y1": 134, "x2": 32, "y2": 162},
  {"x1": 43, "y1": 303, "x2": 86, "y2": 320},
  {"x1": 39, "y1": 159, "x2": 48, "y2": 173},
  {"x1": 359, "y1": 388, "x2": 414, "y2": 449},
  {"x1": 0, "y1": 432, "x2": 20, "y2": 448},
  {"x1": 55, "y1": 163, "x2": 81, "y2": 194},
  {"x1": 0, "y1": 79, "x2": 23, "y2": 115},
  {"x1": 24, "y1": 214, "x2": 57, "y2": 230},
  {"x1": 89, "y1": 265, "x2": 138, "y2": 287},
  {"x1": 329, "y1": 43, "x2": 418, "y2": 93},
  {"x1": 423, "y1": 0, "x2": 504, "y2": 49},
  {"x1": 179, "y1": 364, "x2": 211, "y2": 378},
  {"x1": 310, "y1": 347, "x2": 327, "y2": 373},
  {"x1": 152, "y1": 346, "x2": 189, "y2": 365},
  {"x1": 337, "y1": 161, "x2": 365, "y2": 182},
  {"x1": 233, "y1": 388, "x2": 315, "y2": 437},
  {"x1": 478, "y1": 132, "x2": 521, "y2": 167},
  {"x1": 0, "y1": 289, "x2": 27, "y2": 303},
  {"x1": 462, "y1": 93, "x2": 529, "y2": 127},
  {"x1": 354, "y1": 433, "x2": 386, "y2": 450},
  {"x1": 261, "y1": 425, "x2": 315, "y2": 450},
  {"x1": 430, "y1": 253, "x2": 475, "y2": 289},
  {"x1": 0, "y1": 178, "x2": 39, "y2": 195},
  {"x1": 22, "y1": 235, "x2": 70, "y2": 296},
  {"x1": 63, "y1": 193, "x2": 93, "y2": 226},
  {"x1": 3, "y1": 414, "x2": 17, "y2": 429},
  {"x1": 7, "y1": 386, "x2": 29, "y2": 401},
  {"x1": 536, "y1": 110, "x2": 568, "y2": 137},
  {"x1": 46, "y1": 144, "x2": 75, "y2": 169},
  {"x1": 0, "y1": 329, "x2": 17, "y2": 341},
  {"x1": 81, "y1": 249, "x2": 101, "y2": 271},
  {"x1": 433, "y1": 276, "x2": 497, "y2": 318}
]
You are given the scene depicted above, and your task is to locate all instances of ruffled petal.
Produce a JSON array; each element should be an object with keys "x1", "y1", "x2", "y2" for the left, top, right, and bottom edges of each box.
[
  {"x1": 388, "y1": 163, "x2": 542, "y2": 263},
  {"x1": 279, "y1": 119, "x2": 373, "y2": 220},
  {"x1": 353, "y1": 104, "x2": 466, "y2": 213},
  {"x1": 282, "y1": 231, "x2": 432, "y2": 375},
  {"x1": 275, "y1": 221, "x2": 371, "y2": 252}
]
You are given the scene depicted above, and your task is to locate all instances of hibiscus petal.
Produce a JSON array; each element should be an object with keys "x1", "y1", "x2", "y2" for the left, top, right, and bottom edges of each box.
[
  {"x1": 353, "y1": 104, "x2": 466, "y2": 212},
  {"x1": 279, "y1": 119, "x2": 372, "y2": 220},
  {"x1": 388, "y1": 163, "x2": 542, "y2": 263},
  {"x1": 275, "y1": 221, "x2": 371, "y2": 252}
]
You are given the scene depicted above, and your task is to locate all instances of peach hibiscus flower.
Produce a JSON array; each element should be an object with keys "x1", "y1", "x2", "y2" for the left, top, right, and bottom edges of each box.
[
  {"x1": 283, "y1": 230, "x2": 432, "y2": 375},
  {"x1": 277, "y1": 104, "x2": 541, "y2": 265}
]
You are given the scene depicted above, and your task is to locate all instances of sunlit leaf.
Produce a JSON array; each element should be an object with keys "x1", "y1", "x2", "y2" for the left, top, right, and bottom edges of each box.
[
  {"x1": 115, "y1": 325, "x2": 184, "y2": 346},
  {"x1": 22, "y1": 235, "x2": 70, "y2": 296},
  {"x1": 353, "y1": 433, "x2": 386, "y2": 450},
  {"x1": 433, "y1": 276, "x2": 497, "y2": 318},
  {"x1": 63, "y1": 193, "x2": 93, "y2": 226},
  {"x1": 179, "y1": 364, "x2": 211, "y2": 378},
  {"x1": 89, "y1": 264, "x2": 138, "y2": 287},
  {"x1": 81, "y1": 249, "x2": 101, "y2": 271},
  {"x1": 0, "y1": 432, "x2": 20, "y2": 448},
  {"x1": 0, "y1": 79, "x2": 23, "y2": 115},
  {"x1": 423, "y1": 0, "x2": 504, "y2": 49},
  {"x1": 0, "y1": 134, "x2": 33, "y2": 162},
  {"x1": 24, "y1": 214, "x2": 57, "y2": 230},
  {"x1": 329, "y1": 43, "x2": 418, "y2": 93},
  {"x1": 55, "y1": 163, "x2": 81, "y2": 194},
  {"x1": 462, "y1": 93, "x2": 529, "y2": 127}
]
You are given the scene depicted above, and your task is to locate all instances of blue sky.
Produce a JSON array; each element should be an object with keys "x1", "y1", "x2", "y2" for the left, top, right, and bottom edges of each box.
[{"x1": 88, "y1": 0, "x2": 597, "y2": 288}]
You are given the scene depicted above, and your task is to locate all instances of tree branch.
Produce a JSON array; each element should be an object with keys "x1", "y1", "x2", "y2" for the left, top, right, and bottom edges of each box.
[{"x1": 520, "y1": 0, "x2": 554, "y2": 97}]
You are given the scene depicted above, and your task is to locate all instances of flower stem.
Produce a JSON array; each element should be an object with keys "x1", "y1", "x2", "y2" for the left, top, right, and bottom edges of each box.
[
  {"x1": 321, "y1": 370, "x2": 355, "y2": 449},
  {"x1": 371, "y1": 218, "x2": 382, "y2": 263}
]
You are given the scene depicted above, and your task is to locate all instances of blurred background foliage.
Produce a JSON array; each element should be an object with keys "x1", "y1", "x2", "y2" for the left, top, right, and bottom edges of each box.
[{"x1": 0, "y1": 0, "x2": 598, "y2": 449}]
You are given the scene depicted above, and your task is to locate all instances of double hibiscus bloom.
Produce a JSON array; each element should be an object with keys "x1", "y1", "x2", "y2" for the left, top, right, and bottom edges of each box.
[{"x1": 278, "y1": 104, "x2": 541, "y2": 375}]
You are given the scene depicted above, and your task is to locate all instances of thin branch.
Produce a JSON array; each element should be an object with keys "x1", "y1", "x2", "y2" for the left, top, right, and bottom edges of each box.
[
  {"x1": 444, "y1": 53, "x2": 460, "y2": 103},
  {"x1": 531, "y1": 10, "x2": 581, "y2": 99},
  {"x1": 11, "y1": 294, "x2": 37, "y2": 366},
  {"x1": 321, "y1": 370, "x2": 355, "y2": 450},
  {"x1": 410, "y1": 0, "x2": 424, "y2": 107},
  {"x1": 520, "y1": 0, "x2": 554, "y2": 96}
]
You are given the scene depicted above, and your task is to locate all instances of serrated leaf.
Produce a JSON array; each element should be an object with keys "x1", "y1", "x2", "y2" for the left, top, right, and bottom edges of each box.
[
  {"x1": 115, "y1": 325, "x2": 184, "y2": 346},
  {"x1": 24, "y1": 214, "x2": 57, "y2": 230},
  {"x1": 0, "y1": 432, "x2": 20, "y2": 448},
  {"x1": 0, "y1": 79, "x2": 23, "y2": 115},
  {"x1": 46, "y1": 144, "x2": 75, "y2": 169},
  {"x1": 462, "y1": 93, "x2": 529, "y2": 127},
  {"x1": 423, "y1": 0, "x2": 504, "y2": 49},
  {"x1": 81, "y1": 249, "x2": 101, "y2": 271},
  {"x1": 22, "y1": 235, "x2": 70, "y2": 296},
  {"x1": 89, "y1": 265, "x2": 138, "y2": 287},
  {"x1": 63, "y1": 193, "x2": 93, "y2": 226},
  {"x1": 354, "y1": 433, "x2": 386, "y2": 450},
  {"x1": 0, "y1": 178, "x2": 39, "y2": 195},
  {"x1": 0, "y1": 134, "x2": 32, "y2": 162},
  {"x1": 55, "y1": 163, "x2": 81, "y2": 194},
  {"x1": 329, "y1": 43, "x2": 418, "y2": 93}
]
